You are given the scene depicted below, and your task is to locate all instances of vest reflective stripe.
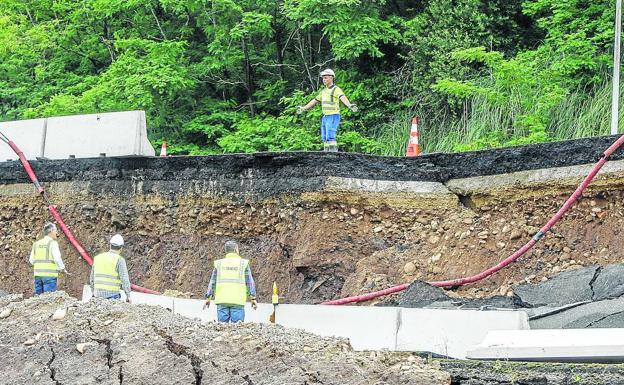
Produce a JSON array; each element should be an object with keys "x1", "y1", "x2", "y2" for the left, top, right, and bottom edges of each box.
[
  {"x1": 320, "y1": 86, "x2": 341, "y2": 115},
  {"x1": 93, "y1": 252, "x2": 122, "y2": 291},
  {"x1": 214, "y1": 254, "x2": 249, "y2": 305},
  {"x1": 32, "y1": 237, "x2": 58, "y2": 278}
]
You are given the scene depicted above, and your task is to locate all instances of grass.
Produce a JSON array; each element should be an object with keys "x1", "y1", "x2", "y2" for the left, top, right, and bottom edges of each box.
[{"x1": 372, "y1": 80, "x2": 623, "y2": 156}]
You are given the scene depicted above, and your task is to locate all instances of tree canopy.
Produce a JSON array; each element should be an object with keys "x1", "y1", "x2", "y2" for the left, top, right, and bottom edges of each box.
[{"x1": 0, "y1": 0, "x2": 618, "y2": 154}]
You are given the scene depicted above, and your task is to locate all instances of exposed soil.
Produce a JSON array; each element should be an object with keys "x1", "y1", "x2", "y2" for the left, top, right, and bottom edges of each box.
[{"x1": 1, "y1": 137, "x2": 624, "y2": 304}]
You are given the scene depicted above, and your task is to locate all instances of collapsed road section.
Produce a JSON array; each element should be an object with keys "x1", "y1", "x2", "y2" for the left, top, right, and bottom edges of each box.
[{"x1": 2, "y1": 136, "x2": 624, "y2": 304}]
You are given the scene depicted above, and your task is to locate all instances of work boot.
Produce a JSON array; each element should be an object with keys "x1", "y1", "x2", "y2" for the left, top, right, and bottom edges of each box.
[
  {"x1": 328, "y1": 141, "x2": 338, "y2": 152},
  {"x1": 323, "y1": 142, "x2": 329, "y2": 152}
]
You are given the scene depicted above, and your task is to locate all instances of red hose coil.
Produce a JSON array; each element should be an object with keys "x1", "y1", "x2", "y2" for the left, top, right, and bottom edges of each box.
[{"x1": 324, "y1": 135, "x2": 624, "y2": 305}]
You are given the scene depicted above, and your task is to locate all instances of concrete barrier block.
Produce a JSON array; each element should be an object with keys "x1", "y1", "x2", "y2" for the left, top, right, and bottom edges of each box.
[
  {"x1": 276, "y1": 304, "x2": 399, "y2": 350},
  {"x1": 131, "y1": 292, "x2": 174, "y2": 310},
  {"x1": 0, "y1": 118, "x2": 46, "y2": 161},
  {"x1": 396, "y1": 308, "x2": 530, "y2": 359},
  {"x1": 44, "y1": 111, "x2": 155, "y2": 159},
  {"x1": 468, "y1": 329, "x2": 624, "y2": 363}
]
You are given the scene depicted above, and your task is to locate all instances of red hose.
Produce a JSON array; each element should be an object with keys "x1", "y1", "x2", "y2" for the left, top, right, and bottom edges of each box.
[
  {"x1": 323, "y1": 134, "x2": 624, "y2": 305},
  {"x1": 4, "y1": 138, "x2": 159, "y2": 295}
]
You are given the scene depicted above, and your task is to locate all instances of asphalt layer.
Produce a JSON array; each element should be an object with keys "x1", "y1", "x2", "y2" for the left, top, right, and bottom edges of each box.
[{"x1": 1, "y1": 135, "x2": 623, "y2": 186}]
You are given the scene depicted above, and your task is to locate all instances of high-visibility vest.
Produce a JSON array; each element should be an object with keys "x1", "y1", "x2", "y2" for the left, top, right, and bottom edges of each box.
[
  {"x1": 32, "y1": 236, "x2": 59, "y2": 278},
  {"x1": 316, "y1": 85, "x2": 344, "y2": 115},
  {"x1": 93, "y1": 252, "x2": 122, "y2": 291},
  {"x1": 214, "y1": 253, "x2": 249, "y2": 305}
]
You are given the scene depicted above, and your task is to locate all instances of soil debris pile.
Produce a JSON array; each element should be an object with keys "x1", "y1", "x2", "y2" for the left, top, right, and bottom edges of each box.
[{"x1": 0, "y1": 292, "x2": 450, "y2": 385}]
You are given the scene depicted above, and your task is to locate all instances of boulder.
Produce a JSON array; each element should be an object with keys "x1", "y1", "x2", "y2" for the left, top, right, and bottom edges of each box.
[
  {"x1": 591, "y1": 264, "x2": 624, "y2": 301},
  {"x1": 513, "y1": 265, "x2": 599, "y2": 307}
]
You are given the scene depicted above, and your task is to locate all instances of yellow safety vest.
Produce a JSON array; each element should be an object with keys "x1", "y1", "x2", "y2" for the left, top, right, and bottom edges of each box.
[
  {"x1": 315, "y1": 85, "x2": 344, "y2": 115},
  {"x1": 214, "y1": 253, "x2": 249, "y2": 305},
  {"x1": 32, "y1": 236, "x2": 59, "y2": 278},
  {"x1": 93, "y1": 252, "x2": 122, "y2": 291}
]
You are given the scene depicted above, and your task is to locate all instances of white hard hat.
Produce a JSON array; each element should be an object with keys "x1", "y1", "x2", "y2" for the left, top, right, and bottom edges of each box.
[
  {"x1": 320, "y1": 69, "x2": 335, "y2": 77},
  {"x1": 110, "y1": 234, "x2": 124, "y2": 247}
]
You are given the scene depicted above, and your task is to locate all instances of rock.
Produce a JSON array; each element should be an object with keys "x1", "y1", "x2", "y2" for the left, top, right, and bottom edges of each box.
[
  {"x1": 350, "y1": 208, "x2": 358, "y2": 216},
  {"x1": 430, "y1": 254, "x2": 441, "y2": 263},
  {"x1": 373, "y1": 226, "x2": 384, "y2": 233},
  {"x1": 513, "y1": 265, "x2": 599, "y2": 307},
  {"x1": 403, "y1": 262, "x2": 416, "y2": 275},
  {"x1": 462, "y1": 218, "x2": 473, "y2": 224},
  {"x1": 391, "y1": 281, "x2": 450, "y2": 308},
  {"x1": 103, "y1": 319, "x2": 114, "y2": 326},
  {"x1": 52, "y1": 308, "x2": 67, "y2": 320},
  {"x1": 76, "y1": 343, "x2": 91, "y2": 354},
  {"x1": 302, "y1": 346, "x2": 315, "y2": 353},
  {"x1": 509, "y1": 229, "x2": 522, "y2": 240},
  {"x1": 428, "y1": 235, "x2": 440, "y2": 244},
  {"x1": 496, "y1": 242, "x2": 506, "y2": 249},
  {"x1": 0, "y1": 308, "x2": 11, "y2": 319},
  {"x1": 592, "y1": 264, "x2": 624, "y2": 301},
  {"x1": 23, "y1": 339, "x2": 36, "y2": 346}
]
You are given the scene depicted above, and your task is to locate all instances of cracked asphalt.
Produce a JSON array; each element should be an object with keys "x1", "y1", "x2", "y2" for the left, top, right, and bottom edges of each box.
[{"x1": 0, "y1": 292, "x2": 450, "y2": 385}]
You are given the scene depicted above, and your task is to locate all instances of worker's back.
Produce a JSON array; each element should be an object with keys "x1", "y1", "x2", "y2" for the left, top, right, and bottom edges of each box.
[
  {"x1": 93, "y1": 252, "x2": 121, "y2": 293},
  {"x1": 214, "y1": 253, "x2": 248, "y2": 305}
]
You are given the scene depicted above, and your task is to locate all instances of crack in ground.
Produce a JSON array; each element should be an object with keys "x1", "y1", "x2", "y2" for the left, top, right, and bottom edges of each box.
[
  {"x1": 585, "y1": 310, "x2": 624, "y2": 328},
  {"x1": 94, "y1": 338, "x2": 114, "y2": 369},
  {"x1": 47, "y1": 347, "x2": 62, "y2": 385},
  {"x1": 155, "y1": 328, "x2": 203, "y2": 385},
  {"x1": 118, "y1": 366, "x2": 124, "y2": 385},
  {"x1": 589, "y1": 266, "x2": 603, "y2": 301}
]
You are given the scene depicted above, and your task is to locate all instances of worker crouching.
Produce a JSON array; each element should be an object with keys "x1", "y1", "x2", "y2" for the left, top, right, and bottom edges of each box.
[
  {"x1": 90, "y1": 234, "x2": 132, "y2": 303},
  {"x1": 203, "y1": 240, "x2": 257, "y2": 322}
]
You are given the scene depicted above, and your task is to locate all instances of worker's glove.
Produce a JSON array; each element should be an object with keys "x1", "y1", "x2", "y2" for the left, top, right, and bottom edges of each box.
[
  {"x1": 203, "y1": 299, "x2": 211, "y2": 310},
  {"x1": 251, "y1": 299, "x2": 258, "y2": 310},
  {"x1": 349, "y1": 104, "x2": 358, "y2": 113},
  {"x1": 296, "y1": 106, "x2": 304, "y2": 115}
]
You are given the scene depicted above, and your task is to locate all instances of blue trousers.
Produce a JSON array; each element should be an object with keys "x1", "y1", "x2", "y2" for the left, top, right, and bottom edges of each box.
[
  {"x1": 321, "y1": 114, "x2": 341, "y2": 142},
  {"x1": 34, "y1": 277, "x2": 57, "y2": 295},
  {"x1": 217, "y1": 304, "x2": 245, "y2": 323}
]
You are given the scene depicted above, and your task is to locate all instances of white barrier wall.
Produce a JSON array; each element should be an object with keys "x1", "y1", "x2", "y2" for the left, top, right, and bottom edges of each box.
[
  {"x1": 277, "y1": 304, "x2": 399, "y2": 351},
  {"x1": 81, "y1": 287, "x2": 530, "y2": 358},
  {"x1": 467, "y1": 329, "x2": 624, "y2": 363},
  {"x1": 0, "y1": 111, "x2": 155, "y2": 161},
  {"x1": 396, "y1": 308, "x2": 530, "y2": 358}
]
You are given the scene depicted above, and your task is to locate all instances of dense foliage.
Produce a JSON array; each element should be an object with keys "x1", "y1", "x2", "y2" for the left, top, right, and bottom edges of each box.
[{"x1": 0, "y1": 0, "x2": 618, "y2": 154}]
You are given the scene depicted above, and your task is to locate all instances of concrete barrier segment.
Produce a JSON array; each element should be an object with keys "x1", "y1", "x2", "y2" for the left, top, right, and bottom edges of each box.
[
  {"x1": 0, "y1": 111, "x2": 155, "y2": 162},
  {"x1": 396, "y1": 308, "x2": 530, "y2": 359},
  {"x1": 467, "y1": 329, "x2": 624, "y2": 363}
]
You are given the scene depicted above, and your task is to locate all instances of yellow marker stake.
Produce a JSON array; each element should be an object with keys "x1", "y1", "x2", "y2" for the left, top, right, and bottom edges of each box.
[{"x1": 269, "y1": 282, "x2": 278, "y2": 323}]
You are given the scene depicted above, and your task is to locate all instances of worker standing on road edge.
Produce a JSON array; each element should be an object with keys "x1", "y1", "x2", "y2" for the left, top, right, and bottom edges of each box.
[
  {"x1": 297, "y1": 68, "x2": 358, "y2": 152},
  {"x1": 203, "y1": 240, "x2": 257, "y2": 322},
  {"x1": 90, "y1": 234, "x2": 132, "y2": 303},
  {"x1": 30, "y1": 222, "x2": 68, "y2": 295}
]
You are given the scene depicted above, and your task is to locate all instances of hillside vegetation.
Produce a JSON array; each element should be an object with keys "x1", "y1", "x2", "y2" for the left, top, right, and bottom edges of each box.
[{"x1": 0, "y1": 0, "x2": 618, "y2": 154}]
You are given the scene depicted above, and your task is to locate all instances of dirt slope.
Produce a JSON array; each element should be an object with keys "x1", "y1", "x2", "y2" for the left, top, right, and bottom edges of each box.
[{"x1": 1, "y1": 137, "x2": 624, "y2": 303}]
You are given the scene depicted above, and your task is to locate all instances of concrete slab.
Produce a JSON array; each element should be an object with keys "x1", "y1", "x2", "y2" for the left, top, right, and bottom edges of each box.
[
  {"x1": 276, "y1": 304, "x2": 400, "y2": 351},
  {"x1": 530, "y1": 297, "x2": 624, "y2": 329},
  {"x1": 44, "y1": 111, "x2": 155, "y2": 159},
  {"x1": 467, "y1": 329, "x2": 624, "y2": 363},
  {"x1": 0, "y1": 118, "x2": 46, "y2": 161},
  {"x1": 396, "y1": 308, "x2": 530, "y2": 359}
]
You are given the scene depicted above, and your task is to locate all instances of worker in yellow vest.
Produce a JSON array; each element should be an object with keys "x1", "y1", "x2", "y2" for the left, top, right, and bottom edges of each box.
[
  {"x1": 297, "y1": 68, "x2": 358, "y2": 152},
  {"x1": 203, "y1": 240, "x2": 257, "y2": 322},
  {"x1": 89, "y1": 234, "x2": 132, "y2": 303},
  {"x1": 29, "y1": 223, "x2": 68, "y2": 295}
]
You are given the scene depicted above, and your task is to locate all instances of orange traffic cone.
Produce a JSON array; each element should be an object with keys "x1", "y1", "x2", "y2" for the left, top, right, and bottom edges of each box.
[
  {"x1": 406, "y1": 117, "x2": 420, "y2": 157},
  {"x1": 160, "y1": 141, "x2": 167, "y2": 157}
]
